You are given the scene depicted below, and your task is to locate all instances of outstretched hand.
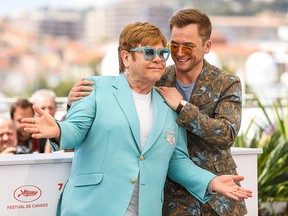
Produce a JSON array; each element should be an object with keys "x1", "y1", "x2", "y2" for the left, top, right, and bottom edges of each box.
[
  {"x1": 21, "y1": 105, "x2": 60, "y2": 140},
  {"x1": 210, "y1": 175, "x2": 253, "y2": 200}
]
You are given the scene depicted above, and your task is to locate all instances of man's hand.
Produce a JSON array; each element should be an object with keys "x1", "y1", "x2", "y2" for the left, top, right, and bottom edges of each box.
[
  {"x1": 21, "y1": 105, "x2": 60, "y2": 140},
  {"x1": 156, "y1": 87, "x2": 183, "y2": 111},
  {"x1": 68, "y1": 78, "x2": 94, "y2": 107},
  {"x1": 0, "y1": 146, "x2": 16, "y2": 155},
  {"x1": 211, "y1": 175, "x2": 253, "y2": 200}
]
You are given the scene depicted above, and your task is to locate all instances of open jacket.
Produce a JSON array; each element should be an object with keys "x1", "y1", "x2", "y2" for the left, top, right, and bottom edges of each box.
[
  {"x1": 52, "y1": 73, "x2": 215, "y2": 216},
  {"x1": 157, "y1": 60, "x2": 247, "y2": 216}
]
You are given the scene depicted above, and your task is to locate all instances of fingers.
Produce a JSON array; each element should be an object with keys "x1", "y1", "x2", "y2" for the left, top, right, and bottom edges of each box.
[
  {"x1": 31, "y1": 133, "x2": 44, "y2": 139},
  {"x1": 226, "y1": 186, "x2": 253, "y2": 200},
  {"x1": 155, "y1": 87, "x2": 163, "y2": 95},
  {"x1": 77, "y1": 85, "x2": 94, "y2": 92},
  {"x1": 69, "y1": 91, "x2": 91, "y2": 103},
  {"x1": 69, "y1": 83, "x2": 93, "y2": 102},
  {"x1": 155, "y1": 87, "x2": 172, "y2": 96},
  {"x1": 232, "y1": 175, "x2": 245, "y2": 182},
  {"x1": 25, "y1": 127, "x2": 40, "y2": 134},
  {"x1": 21, "y1": 122, "x2": 39, "y2": 133},
  {"x1": 230, "y1": 190, "x2": 251, "y2": 199},
  {"x1": 238, "y1": 186, "x2": 253, "y2": 193},
  {"x1": 156, "y1": 86, "x2": 167, "y2": 92},
  {"x1": 33, "y1": 105, "x2": 47, "y2": 116},
  {"x1": 1, "y1": 146, "x2": 17, "y2": 154},
  {"x1": 21, "y1": 117, "x2": 36, "y2": 124},
  {"x1": 73, "y1": 90, "x2": 92, "y2": 97},
  {"x1": 225, "y1": 192, "x2": 239, "y2": 200},
  {"x1": 238, "y1": 188, "x2": 253, "y2": 197},
  {"x1": 76, "y1": 79, "x2": 94, "y2": 88}
]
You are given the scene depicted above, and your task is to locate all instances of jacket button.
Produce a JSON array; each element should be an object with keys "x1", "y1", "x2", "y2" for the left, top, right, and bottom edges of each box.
[
  {"x1": 131, "y1": 178, "x2": 137, "y2": 184},
  {"x1": 140, "y1": 155, "x2": 145, "y2": 161}
]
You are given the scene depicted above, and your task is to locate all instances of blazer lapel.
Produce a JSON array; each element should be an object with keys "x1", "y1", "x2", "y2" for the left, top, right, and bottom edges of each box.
[
  {"x1": 142, "y1": 87, "x2": 169, "y2": 154},
  {"x1": 190, "y1": 60, "x2": 216, "y2": 104},
  {"x1": 112, "y1": 74, "x2": 141, "y2": 151}
]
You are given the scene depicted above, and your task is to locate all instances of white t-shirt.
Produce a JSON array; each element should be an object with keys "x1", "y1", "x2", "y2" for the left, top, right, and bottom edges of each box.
[{"x1": 125, "y1": 90, "x2": 153, "y2": 216}]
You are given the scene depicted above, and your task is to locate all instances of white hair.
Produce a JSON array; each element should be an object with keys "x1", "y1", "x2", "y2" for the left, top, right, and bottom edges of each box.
[
  {"x1": 0, "y1": 116, "x2": 16, "y2": 130},
  {"x1": 30, "y1": 89, "x2": 56, "y2": 103}
]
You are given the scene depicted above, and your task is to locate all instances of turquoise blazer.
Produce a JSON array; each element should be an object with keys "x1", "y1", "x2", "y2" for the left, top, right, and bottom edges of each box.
[{"x1": 53, "y1": 74, "x2": 215, "y2": 216}]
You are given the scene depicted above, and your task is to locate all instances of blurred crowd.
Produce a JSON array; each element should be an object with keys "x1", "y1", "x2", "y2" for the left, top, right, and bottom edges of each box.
[{"x1": 0, "y1": 89, "x2": 66, "y2": 155}]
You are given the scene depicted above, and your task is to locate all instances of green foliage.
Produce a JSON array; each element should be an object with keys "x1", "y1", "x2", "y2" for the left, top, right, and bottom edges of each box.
[
  {"x1": 235, "y1": 94, "x2": 288, "y2": 205},
  {"x1": 51, "y1": 80, "x2": 75, "y2": 97}
]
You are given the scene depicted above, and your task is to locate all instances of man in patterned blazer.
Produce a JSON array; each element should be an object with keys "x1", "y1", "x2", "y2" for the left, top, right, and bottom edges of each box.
[{"x1": 156, "y1": 8, "x2": 246, "y2": 216}]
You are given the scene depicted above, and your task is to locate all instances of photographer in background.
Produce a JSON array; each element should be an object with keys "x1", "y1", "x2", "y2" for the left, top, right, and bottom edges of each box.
[
  {"x1": 10, "y1": 99, "x2": 34, "y2": 153},
  {"x1": 10, "y1": 98, "x2": 45, "y2": 154}
]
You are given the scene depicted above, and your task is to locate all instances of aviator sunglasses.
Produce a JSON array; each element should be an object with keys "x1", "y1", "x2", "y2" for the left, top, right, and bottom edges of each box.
[
  {"x1": 168, "y1": 41, "x2": 206, "y2": 56},
  {"x1": 130, "y1": 46, "x2": 170, "y2": 62}
]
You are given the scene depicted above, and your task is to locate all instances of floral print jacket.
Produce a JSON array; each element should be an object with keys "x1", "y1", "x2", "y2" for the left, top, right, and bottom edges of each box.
[{"x1": 156, "y1": 60, "x2": 247, "y2": 216}]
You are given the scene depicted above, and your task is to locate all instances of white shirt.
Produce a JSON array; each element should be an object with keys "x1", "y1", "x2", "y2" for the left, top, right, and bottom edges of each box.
[{"x1": 125, "y1": 90, "x2": 153, "y2": 216}]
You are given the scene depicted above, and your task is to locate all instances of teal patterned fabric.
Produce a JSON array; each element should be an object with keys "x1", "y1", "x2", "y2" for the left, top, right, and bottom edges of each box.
[{"x1": 157, "y1": 60, "x2": 247, "y2": 216}]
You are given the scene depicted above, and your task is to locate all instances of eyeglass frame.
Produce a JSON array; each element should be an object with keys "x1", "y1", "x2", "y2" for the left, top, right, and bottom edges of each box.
[
  {"x1": 130, "y1": 46, "x2": 171, "y2": 62},
  {"x1": 168, "y1": 41, "x2": 206, "y2": 56}
]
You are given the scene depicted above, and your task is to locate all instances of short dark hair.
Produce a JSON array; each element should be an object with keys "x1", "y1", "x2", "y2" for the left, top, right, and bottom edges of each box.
[
  {"x1": 169, "y1": 8, "x2": 212, "y2": 42},
  {"x1": 10, "y1": 99, "x2": 34, "y2": 119}
]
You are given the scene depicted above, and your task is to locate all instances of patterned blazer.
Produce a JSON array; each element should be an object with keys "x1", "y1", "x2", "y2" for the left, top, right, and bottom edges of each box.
[{"x1": 156, "y1": 60, "x2": 247, "y2": 216}]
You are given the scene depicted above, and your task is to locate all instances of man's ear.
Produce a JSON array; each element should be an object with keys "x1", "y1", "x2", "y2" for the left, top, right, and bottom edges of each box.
[
  {"x1": 204, "y1": 39, "x2": 212, "y2": 54},
  {"x1": 121, "y1": 50, "x2": 130, "y2": 67}
]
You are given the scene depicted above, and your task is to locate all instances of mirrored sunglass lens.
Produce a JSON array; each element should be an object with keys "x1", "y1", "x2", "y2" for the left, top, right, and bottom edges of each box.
[
  {"x1": 159, "y1": 50, "x2": 169, "y2": 60},
  {"x1": 181, "y1": 46, "x2": 193, "y2": 55},
  {"x1": 144, "y1": 48, "x2": 156, "y2": 59},
  {"x1": 170, "y1": 45, "x2": 179, "y2": 53}
]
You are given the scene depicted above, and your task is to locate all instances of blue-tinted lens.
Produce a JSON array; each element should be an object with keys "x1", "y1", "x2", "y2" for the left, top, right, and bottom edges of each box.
[
  {"x1": 130, "y1": 46, "x2": 170, "y2": 62},
  {"x1": 144, "y1": 48, "x2": 156, "y2": 60},
  {"x1": 157, "y1": 48, "x2": 170, "y2": 61}
]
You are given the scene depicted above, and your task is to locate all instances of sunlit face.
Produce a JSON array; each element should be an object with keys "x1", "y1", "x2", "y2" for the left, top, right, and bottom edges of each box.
[
  {"x1": 125, "y1": 43, "x2": 167, "y2": 88},
  {"x1": 170, "y1": 24, "x2": 211, "y2": 74},
  {"x1": 0, "y1": 119, "x2": 17, "y2": 152},
  {"x1": 12, "y1": 107, "x2": 34, "y2": 142},
  {"x1": 33, "y1": 97, "x2": 56, "y2": 117}
]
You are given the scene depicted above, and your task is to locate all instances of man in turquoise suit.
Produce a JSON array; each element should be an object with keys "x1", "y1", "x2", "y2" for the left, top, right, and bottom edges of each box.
[{"x1": 21, "y1": 22, "x2": 252, "y2": 216}]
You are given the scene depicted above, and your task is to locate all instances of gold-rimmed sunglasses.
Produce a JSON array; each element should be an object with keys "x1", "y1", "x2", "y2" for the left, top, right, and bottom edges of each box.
[{"x1": 168, "y1": 41, "x2": 206, "y2": 56}]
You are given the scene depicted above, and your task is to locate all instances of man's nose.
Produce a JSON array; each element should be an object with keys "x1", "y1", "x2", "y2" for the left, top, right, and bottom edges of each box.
[
  {"x1": 152, "y1": 53, "x2": 162, "y2": 63},
  {"x1": 2, "y1": 134, "x2": 8, "y2": 140}
]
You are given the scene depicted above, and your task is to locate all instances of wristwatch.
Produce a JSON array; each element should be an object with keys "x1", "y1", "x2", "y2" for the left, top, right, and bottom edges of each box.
[{"x1": 176, "y1": 100, "x2": 187, "y2": 113}]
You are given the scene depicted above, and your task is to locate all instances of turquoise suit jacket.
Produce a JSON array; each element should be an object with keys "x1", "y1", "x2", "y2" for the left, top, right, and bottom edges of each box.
[{"x1": 53, "y1": 74, "x2": 215, "y2": 216}]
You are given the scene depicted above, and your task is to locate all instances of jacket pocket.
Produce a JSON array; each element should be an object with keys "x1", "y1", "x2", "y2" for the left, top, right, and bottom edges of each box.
[{"x1": 73, "y1": 173, "x2": 104, "y2": 187}]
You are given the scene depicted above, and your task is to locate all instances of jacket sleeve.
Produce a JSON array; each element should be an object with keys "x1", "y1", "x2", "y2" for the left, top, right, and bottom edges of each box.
[
  {"x1": 167, "y1": 126, "x2": 216, "y2": 203},
  {"x1": 56, "y1": 77, "x2": 97, "y2": 150},
  {"x1": 176, "y1": 75, "x2": 242, "y2": 150}
]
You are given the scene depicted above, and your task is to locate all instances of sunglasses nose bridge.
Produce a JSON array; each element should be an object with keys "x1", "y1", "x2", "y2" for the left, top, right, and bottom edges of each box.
[
  {"x1": 178, "y1": 46, "x2": 190, "y2": 55},
  {"x1": 157, "y1": 49, "x2": 170, "y2": 62},
  {"x1": 171, "y1": 45, "x2": 192, "y2": 56},
  {"x1": 153, "y1": 51, "x2": 163, "y2": 62}
]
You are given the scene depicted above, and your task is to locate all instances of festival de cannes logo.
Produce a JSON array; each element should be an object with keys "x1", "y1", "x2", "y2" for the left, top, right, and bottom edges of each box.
[{"x1": 13, "y1": 185, "x2": 42, "y2": 203}]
